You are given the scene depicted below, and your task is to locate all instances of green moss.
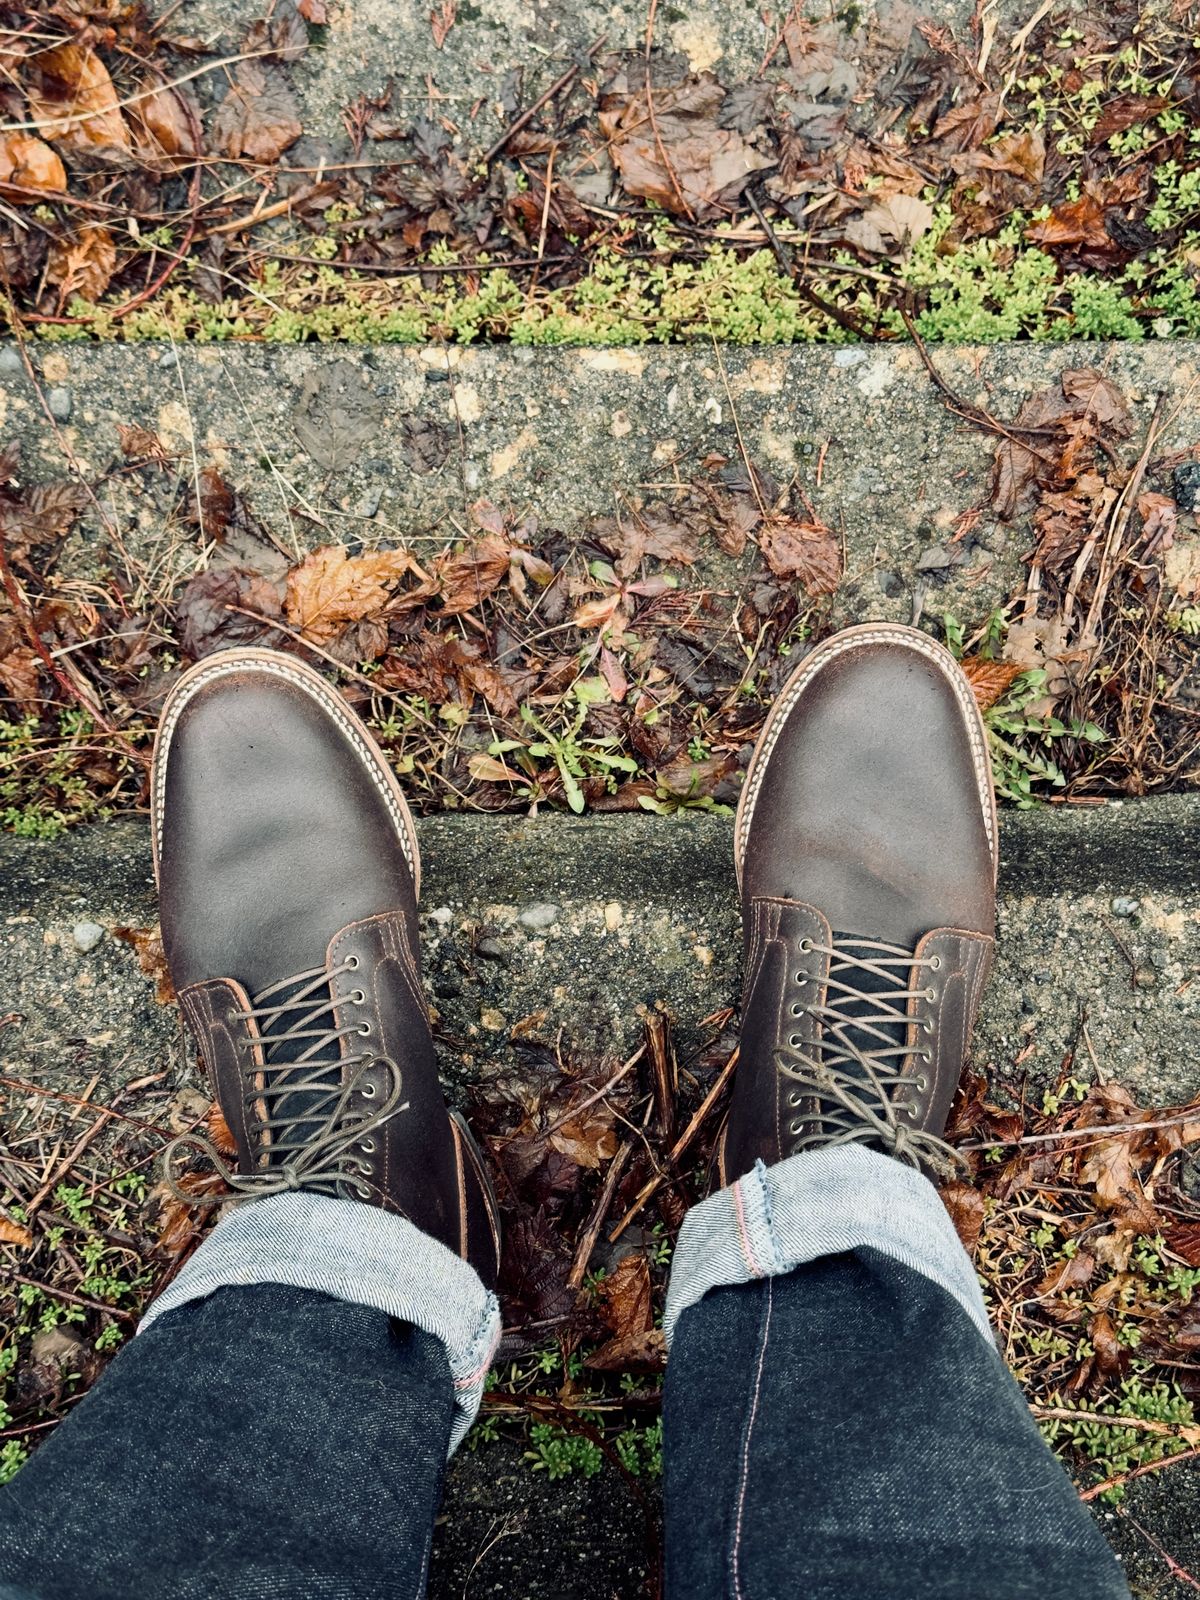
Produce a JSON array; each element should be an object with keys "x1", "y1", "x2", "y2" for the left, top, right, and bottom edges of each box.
[{"x1": 13, "y1": 210, "x2": 1200, "y2": 347}]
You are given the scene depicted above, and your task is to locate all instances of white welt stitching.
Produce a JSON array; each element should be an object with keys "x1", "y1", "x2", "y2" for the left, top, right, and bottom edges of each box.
[
  {"x1": 738, "y1": 627, "x2": 994, "y2": 861},
  {"x1": 154, "y1": 656, "x2": 414, "y2": 874}
]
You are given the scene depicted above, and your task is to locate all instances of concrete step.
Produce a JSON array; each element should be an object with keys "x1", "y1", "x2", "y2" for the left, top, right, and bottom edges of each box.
[
  {"x1": 6, "y1": 339, "x2": 1200, "y2": 634},
  {"x1": 5, "y1": 802, "x2": 1199, "y2": 1105},
  {"x1": 3, "y1": 801, "x2": 1200, "y2": 1594}
]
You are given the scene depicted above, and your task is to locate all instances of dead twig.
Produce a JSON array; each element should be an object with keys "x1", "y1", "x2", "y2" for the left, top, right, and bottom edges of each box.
[
  {"x1": 567, "y1": 1142, "x2": 633, "y2": 1289},
  {"x1": 1080, "y1": 1443, "x2": 1200, "y2": 1503},
  {"x1": 608, "y1": 1047, "x2": 738, "y2": 1243},
  {"x1": 899, "y1": 306, "x2": 1062, "y2": 463}
]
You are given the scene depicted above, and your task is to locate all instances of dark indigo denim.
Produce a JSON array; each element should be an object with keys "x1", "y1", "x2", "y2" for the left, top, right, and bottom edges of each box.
[
  {"x1": 0, "y1": 1254, "x2": 1130, "y2": 1599},
  {"x1": 0, "y1": 1283, "x2": 454, "y2": 1600},
  {"x1": 663, "y1": 1247, "x2": 1131, "y2": 1600}
]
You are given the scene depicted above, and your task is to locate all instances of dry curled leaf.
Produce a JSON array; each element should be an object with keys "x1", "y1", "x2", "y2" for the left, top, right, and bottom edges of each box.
[
  {"x1": 0, "y1": 134, "x2": 66, "y2": 200},
  {"x1": 1025, "y1": 194, "x2": 1110, "y2": 250},
  {"x1": 844, "y1": 193, "x2": 933, "y2": 256},
  {"x1": 285, "y1": 544, "x2": 418, "y2": 644},
  {"x1": 467, "y1": 752, "x2": 525, "y2": 783},
  {"x1": 25, "y1": 44, "x2": 130, "y2": 156},
  {"x1": 207, "y1": 1102, "x2": 237, "y2": 1158},
  {"x1": 46, "y1": 225, "x2": 116, "y2": 304},
  {"x1": 436, "y1": 534, "x2": 511, "y2": 615},
  {"x1": 585, "y1": 1328, "x2": 667, "y2": 1371},
  {"x1": 1034, "y1": 1249, "x2": 1096, "y2": 1298},
  {"x1": 117, "y1": 423, "x2": 170, "y2": 466}
]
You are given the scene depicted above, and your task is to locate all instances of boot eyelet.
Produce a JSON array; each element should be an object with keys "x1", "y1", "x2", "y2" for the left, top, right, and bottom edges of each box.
[
  {"x1": 789, "y1": 1120, "x2": 802, "y2": 1136},
  {"x1": 929, "y1": 956, "x2": 942, "y2": 971},
  {"x1": 360, "y1": 1081, "x2": 377, "y2": 1099},
  {"x1": 788, "y1": 1092, "x2": 800, "y2": 1108},
  {"x1": 358, "y1": 1021, "x2": 372, "y2": 1037},
  {"x1": 922, "y1": 1048, "x2": 933, "y2": 1063},
  {"x1": 354, "y1": 1182, "x2": 371, "y2": 1199},
  {"x1": 360, "y1": 1137, "x2": 376, "y2": 1154},
  {"x1": 350, "y1": 989, "x2": 366, "y2": 1005},
  {"x1": 925, "y1": 987, "x2": 936, "y2": 1002},
  {"x1": 797, "y1": 937, "x2": 813, "y2": 953},
  {"x1": 791, "y1": 1004, "x2": 802, "y2": 1017},
  {"x1": 905, "y1": 1104, "x2": 920, "y2": 1121},
  {"x1": 916, "y1": 1075, "x2": 929, "y2": 1093},
  {"x1": 923, "y1": 1019, "x2": 933, "y2": 1034},
  {"x1": 788, "y1": 1033, "x2": 800, "y2": 1048},
  {"x1": 346, "y1": 955, "x2": 360, "y2": 970}
]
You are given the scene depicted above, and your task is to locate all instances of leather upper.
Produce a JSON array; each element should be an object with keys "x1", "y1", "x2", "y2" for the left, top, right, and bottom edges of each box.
[
  {"x1": 155, "y1": 651, "x2": 500, "y2": 1288},
  {"x1": 721, "y1": 625, "x2": 997, "y2": 1185}
]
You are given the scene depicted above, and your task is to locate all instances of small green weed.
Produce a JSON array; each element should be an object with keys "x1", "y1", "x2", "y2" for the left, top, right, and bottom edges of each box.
[{"x1": 525, "y1": 1422, "x2": 604, "y2": 1479}]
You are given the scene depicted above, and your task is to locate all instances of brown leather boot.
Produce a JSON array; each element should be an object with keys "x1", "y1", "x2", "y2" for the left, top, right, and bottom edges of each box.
[
  {"x1": 717, "y1": 623, "x2": 997, "y2": 1184},
  {"x1": 153, "y1": 647, "x2": 501, "y2": 1288}
]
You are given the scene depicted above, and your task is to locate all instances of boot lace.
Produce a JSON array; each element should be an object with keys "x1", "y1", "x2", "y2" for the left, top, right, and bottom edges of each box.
[
  {"x1": 165, "y1": 956, "x2": 409, "y2": 1203},
  {"x1": 776, "y1": 935, "x2": 962, "y2": 1176}
]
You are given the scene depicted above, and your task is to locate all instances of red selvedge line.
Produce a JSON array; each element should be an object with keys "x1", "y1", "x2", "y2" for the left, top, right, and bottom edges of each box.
[{"x1": 733, "y1": 1178, "x2": 765, "y2": 1278}]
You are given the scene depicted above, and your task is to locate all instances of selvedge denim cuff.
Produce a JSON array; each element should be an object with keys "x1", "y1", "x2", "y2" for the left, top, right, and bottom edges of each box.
[
  {"x1": 664, "y1": 1144, "x2": 992, "y2": 1348},
  {"x1": 140, "y1": 1190, "x2": 500, "y2": 1455}
]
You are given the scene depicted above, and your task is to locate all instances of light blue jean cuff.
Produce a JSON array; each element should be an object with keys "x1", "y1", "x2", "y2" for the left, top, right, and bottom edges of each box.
[
  {"x1": 664, "y1": 1145, "x2": 992, "y2": 1349},
  {"x1": 139, "y1": 1191, "x2": 500, "y2": 1456}
]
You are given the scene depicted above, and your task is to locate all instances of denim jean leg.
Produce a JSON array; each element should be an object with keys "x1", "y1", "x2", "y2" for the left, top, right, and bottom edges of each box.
[
  {"x1": 0, "y1": 1284, "x2": 452, "y2": 1600},
  {"x1": 662, "y1": 1149, "x2": 1131, "y2": 1600},
  {"x1": 0, "y1": 1190, "x2": 501, "y2": 1600}
]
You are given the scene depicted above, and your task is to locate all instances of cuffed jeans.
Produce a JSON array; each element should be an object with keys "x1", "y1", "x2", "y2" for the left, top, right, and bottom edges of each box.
[{"x1": 0, "y1": 1148, "x2": 1130, "y2": 1600}]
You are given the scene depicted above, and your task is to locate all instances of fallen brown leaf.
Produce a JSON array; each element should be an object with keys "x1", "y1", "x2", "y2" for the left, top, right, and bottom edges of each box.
[
  {"x1": 1090, "y1": 1311, "x2": 1122, "y2": 1376},
  {"x1": 436, "y1": 534, "x2": 511, "y2": 615},
  {"x1": 961, "y1": 655, "x2": 1021, "y2": 712},
  {"x1": 25, "y1": 44, "x2": 130, "y2": 156},
  {"x1": 1034, "y1": 1249, "x2": 1095, "y2": 1298},
  {"x1": 597, "y1": 1252, "x2": 653, "y2": 1340},
  {"x1": 0, "y1": 644, "x2": 40, "y2": 709},
  {"x1": 585, "y1": 1328, "x2": 667, "y2": 1371},
  {"x1": 212, "y1": 63, "x2": 302, "y2": 162},
  {"x1": 940, "y1": 1179, "x2": 985, "y2": 1256},
  {"x1": 207, "y1": 1102, "x2": 237, "y2": 1158},
  {"x1": 129, "y1": 82, "x2": 201, "y2": 168},
  {"x1": 1026, "y1": 194, "x2": 1110, "y2": 250},
  {"x1": 0, "y1": 1214, "x2": 34, "y2": 1249},
  {"x1": 600, "y1": 75, "x2": 773, "y2": 219},
  {"x1": 0, "y1": 134, "x2": 66, "y2": 200},
  {"x1": 759, "y1": 515, "x2": 841, "y2": 595},
  {"x1": 46, "y1": 225, "x2": 117, "y2": 305},
  {"x1": 285, "y1": 545, "x2": 418, "y2": 644}
]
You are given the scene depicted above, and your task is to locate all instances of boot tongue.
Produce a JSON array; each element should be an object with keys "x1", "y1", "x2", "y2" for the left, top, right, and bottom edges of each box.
[
  {"x1": 254, "y1": 972, "x2": 346, "y2": 1165},
  {"x1": 825, "y1": 933, "x2": 912, "y2": 1075}
]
